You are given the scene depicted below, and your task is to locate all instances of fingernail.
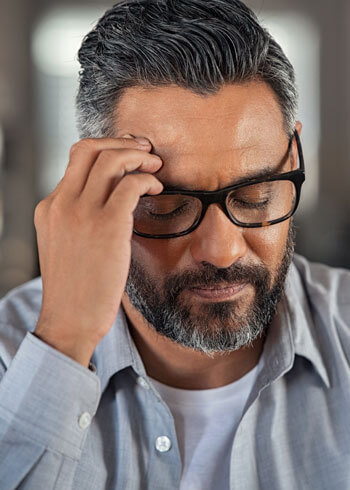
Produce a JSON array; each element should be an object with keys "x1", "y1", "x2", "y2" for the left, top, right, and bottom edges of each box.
[
  {"x1": 135, "y1": 137, "x2": 151, "y2": 145},
  {"x1": 121, "y1": 134, "x2": 150, "y2": 145}
]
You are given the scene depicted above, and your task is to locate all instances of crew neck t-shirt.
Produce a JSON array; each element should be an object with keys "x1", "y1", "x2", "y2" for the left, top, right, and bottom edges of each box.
[{"x1": 149, "y1": 357, "x2": 264, "y2": 490}]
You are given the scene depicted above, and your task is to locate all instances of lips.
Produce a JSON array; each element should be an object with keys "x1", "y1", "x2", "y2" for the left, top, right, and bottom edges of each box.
[
  {"x1": 189, "y1": 283, "x2": 247, "y2": 300},
  {"x1": 190, "y1": 283, "x2": 243, "y2": 290}
]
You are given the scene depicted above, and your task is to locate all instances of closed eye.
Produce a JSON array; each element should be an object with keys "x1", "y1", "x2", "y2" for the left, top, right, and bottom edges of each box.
[
  {"x1": 149, "y1": 203, "x2": 190, "y2": 220},
  {"x1": 232, "y1": 199, "x2": 270, "y2": 210}
]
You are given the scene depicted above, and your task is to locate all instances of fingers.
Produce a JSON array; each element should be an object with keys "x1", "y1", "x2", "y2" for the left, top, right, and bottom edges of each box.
[
  {"x1": 32, "y1": 135, "x2": 165, "y2": 364},
  {"x1": 59, "y1": 136, "x2": 152, "y2": 198},
  {"x1": 105, "y1": 172, "x2": 164, "y2": 220},
  {"x1": 81, "y1": 148, "x2": 163, "y2": 207}
]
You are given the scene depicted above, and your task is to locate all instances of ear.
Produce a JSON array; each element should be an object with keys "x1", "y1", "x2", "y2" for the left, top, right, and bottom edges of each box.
[
  {"x1": 291, "y1": 120, "x2": 303, "y2": 170},
  {"x1": 295, "y1": 120, "x2": 302, "y2": 136}
]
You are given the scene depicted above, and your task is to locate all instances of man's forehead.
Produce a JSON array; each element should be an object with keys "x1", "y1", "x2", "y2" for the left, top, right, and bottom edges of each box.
[
  {"x1": 115, "y1": 82, "x2": 288, "y2": 190},
  {"x1": 115, "y1": 82, "x2": 285, "y2": 144}
]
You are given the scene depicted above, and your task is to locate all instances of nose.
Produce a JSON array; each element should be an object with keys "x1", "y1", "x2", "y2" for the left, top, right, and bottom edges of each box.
[{"x1": 189, "y1": 204, "x2": 248, "y2": 268}]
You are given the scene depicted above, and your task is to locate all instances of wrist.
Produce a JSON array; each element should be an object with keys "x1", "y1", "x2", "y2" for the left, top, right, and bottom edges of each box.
[{"x1": 33, "y1": 326, "x2": 98, "y2": 368}]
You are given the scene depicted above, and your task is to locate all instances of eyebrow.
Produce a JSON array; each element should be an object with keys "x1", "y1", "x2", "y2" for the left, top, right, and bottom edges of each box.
[{"x1": 160, "y1": 150, "x2": 291, "y2": 192}]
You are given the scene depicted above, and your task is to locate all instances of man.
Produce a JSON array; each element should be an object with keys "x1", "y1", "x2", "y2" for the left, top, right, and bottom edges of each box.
[{"x1": 0, "y1": 0, "x2": 349, "y2": 488}]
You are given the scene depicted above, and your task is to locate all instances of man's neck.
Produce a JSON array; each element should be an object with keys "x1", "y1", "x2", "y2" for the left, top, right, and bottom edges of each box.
[{"x1": 121, "y1": 293, "x2": 265, "y2": 390}]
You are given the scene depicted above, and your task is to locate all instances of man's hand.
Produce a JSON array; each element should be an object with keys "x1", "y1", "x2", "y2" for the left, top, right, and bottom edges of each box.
[{"x1": 33, "y1": 136, "x2": 163, "y2": 367}]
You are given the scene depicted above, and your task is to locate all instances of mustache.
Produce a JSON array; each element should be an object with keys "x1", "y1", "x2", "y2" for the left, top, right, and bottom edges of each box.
[{"x1": 164, "y1": 262, "x2": 270, "y2": 299}]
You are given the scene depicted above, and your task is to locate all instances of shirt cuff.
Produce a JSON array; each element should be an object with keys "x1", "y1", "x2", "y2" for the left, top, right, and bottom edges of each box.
[{"x1": 0, "y1": 332, "x2": 101, "y2": 459}]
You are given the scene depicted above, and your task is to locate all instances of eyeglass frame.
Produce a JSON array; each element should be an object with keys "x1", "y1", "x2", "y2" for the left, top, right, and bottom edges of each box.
[{"x1": 133, "y1": 129, "x2": 305, "y2": 239}]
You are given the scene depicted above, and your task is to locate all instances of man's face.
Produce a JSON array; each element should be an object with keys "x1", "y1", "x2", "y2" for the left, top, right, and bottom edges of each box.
[{"x1": 116, "y1": 82, "x2": 299, "y2": 355}]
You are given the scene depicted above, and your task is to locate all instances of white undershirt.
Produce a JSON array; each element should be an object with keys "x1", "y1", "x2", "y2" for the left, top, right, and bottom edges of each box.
[{"x1": 150, "y1": 358, "x2": 263, "y2": 490}]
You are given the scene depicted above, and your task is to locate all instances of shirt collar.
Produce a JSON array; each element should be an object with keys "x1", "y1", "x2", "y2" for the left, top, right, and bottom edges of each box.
[
  {"x1": 284, "y1": 260, "x2": 330, "y2": 388},
  {"x1": 91, "y1": 307, "x2": 146, "y2": 394},
  {"x1": 91, "y1": 258, "x2": 330, "y2": 395}
]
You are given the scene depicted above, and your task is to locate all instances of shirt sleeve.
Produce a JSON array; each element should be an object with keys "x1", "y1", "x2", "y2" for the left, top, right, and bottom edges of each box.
[{"x1": 0, "y1": 332, "x2": 101, "y2": 490}]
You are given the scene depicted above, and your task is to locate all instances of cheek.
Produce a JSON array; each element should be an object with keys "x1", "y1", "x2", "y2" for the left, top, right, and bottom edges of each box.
[
  {"x1": 131, "y1": 235, "x2": 186, "y2": 273},
  {"x1": 244, "y1": 220, "x2": 290, "y2": 269},
  {"x1": 131, "y1": 220, "x2": 291, "y2": 278}
]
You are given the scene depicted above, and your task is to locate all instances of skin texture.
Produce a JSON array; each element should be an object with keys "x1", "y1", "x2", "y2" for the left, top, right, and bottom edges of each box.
[{"x1": 118, "y1": 82, "x2": 302, "y2": 389}]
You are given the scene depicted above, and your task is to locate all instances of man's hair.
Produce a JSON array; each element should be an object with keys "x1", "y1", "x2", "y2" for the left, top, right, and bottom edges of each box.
[{"x1": 76, "y1": 0, "x2": 298, "y2": 138}]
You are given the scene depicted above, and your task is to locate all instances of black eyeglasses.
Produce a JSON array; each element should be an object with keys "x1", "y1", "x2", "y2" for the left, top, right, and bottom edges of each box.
[{"x1": 133, "y1": 130, "x2": 305, "y2": 239}]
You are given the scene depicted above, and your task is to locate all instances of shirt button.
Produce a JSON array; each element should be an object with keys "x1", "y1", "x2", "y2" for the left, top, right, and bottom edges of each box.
[
  {"x1": 88, "y1": 362, "x2": 97, "y2": 374},
  {"x1": 137, "y1": 376, "x2": 150, "y2": 390},
  {"x1": 78, "y1": 412, "x2": 92, "y2": 429},
  {"x1": 155, "y1": 435, "x2": 172, "y2": 453}
]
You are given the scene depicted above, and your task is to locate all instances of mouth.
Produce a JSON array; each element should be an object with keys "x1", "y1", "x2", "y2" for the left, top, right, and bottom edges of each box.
[{"x1": 188, "y1": 283, "x2": 247, "y2": 301}]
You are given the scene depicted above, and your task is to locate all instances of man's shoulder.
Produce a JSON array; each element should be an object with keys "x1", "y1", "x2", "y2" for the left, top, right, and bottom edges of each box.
[{"x1": 0, "y1": 277, "x2": 43, "y2": 365}]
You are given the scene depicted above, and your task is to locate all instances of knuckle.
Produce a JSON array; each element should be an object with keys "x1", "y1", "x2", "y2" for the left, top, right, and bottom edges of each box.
[
  {"x1": 94, "y1": 150, "x2": 121, "y2": 173},
  {"x1": 120, "y1": 173, "x2": 139, "y2": 187},
  {"x1": 120, "y1": 172, "x2": 154, "y2": 190},
  {"x1": 111, "y1": 175, "x2": 132, "y2": 197},
  {"x1": 97, "y1": 148, "x2": 117, "y2": 163},
  {"x1": 35, "y1": 196, "x2": 66, "y2": 226},
  {"x1": 96, "y1": 148, "x2": 146, "y2": 172},
  {"x1": 33, "y1": 200, "x2": 46, "y2": 225},
  {"x1": 70, "y1": 138, "x2": 95, "y2": 156},
  {"x1": 49, "y1": 196, "x2": 83, "y2": 229},
  {"x1": 48, "y1": 196, "x2": 64, "y2": 218}
]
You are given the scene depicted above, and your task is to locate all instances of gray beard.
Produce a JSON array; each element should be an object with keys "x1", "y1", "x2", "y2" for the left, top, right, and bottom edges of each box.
[{"x1": 125, "y1": 222, "x2": 295, "y2": 357}]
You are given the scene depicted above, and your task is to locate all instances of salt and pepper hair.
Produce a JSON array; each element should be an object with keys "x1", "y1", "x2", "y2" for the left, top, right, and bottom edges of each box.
[{"x1": 76, "y1": 0, "x2": 298, "y2": 139}]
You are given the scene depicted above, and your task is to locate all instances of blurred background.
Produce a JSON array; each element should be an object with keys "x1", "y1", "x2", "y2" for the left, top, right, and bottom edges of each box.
[{"x1": 0, "y1": 0, "x2": 349, "y2": 296}]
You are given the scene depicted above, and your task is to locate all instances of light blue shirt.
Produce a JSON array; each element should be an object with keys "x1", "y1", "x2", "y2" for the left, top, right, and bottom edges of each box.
[{"x1": 0, "y1": 254, "x2": 349, "y2": 489}]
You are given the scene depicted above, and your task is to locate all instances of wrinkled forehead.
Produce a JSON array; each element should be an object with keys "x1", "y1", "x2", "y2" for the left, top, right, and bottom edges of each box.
[{"x1": 114, "y1": 82, "x2": 289, "y2": 190}]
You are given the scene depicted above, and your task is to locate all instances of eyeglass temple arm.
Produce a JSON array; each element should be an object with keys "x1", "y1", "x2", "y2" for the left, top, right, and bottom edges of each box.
[{"x1": 293, "y1": 129, "x2": 305, "y2": 172}]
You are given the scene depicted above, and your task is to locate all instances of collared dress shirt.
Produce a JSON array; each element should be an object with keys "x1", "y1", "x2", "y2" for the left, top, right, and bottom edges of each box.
[{"x1": 0, "y1": 254, "x2": 349, "y2": 490}]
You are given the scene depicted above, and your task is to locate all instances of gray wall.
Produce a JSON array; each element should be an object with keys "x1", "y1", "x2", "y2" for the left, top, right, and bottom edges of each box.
[{"x1": 0, "y1": 0, "x2": 349, "y2": 296}]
